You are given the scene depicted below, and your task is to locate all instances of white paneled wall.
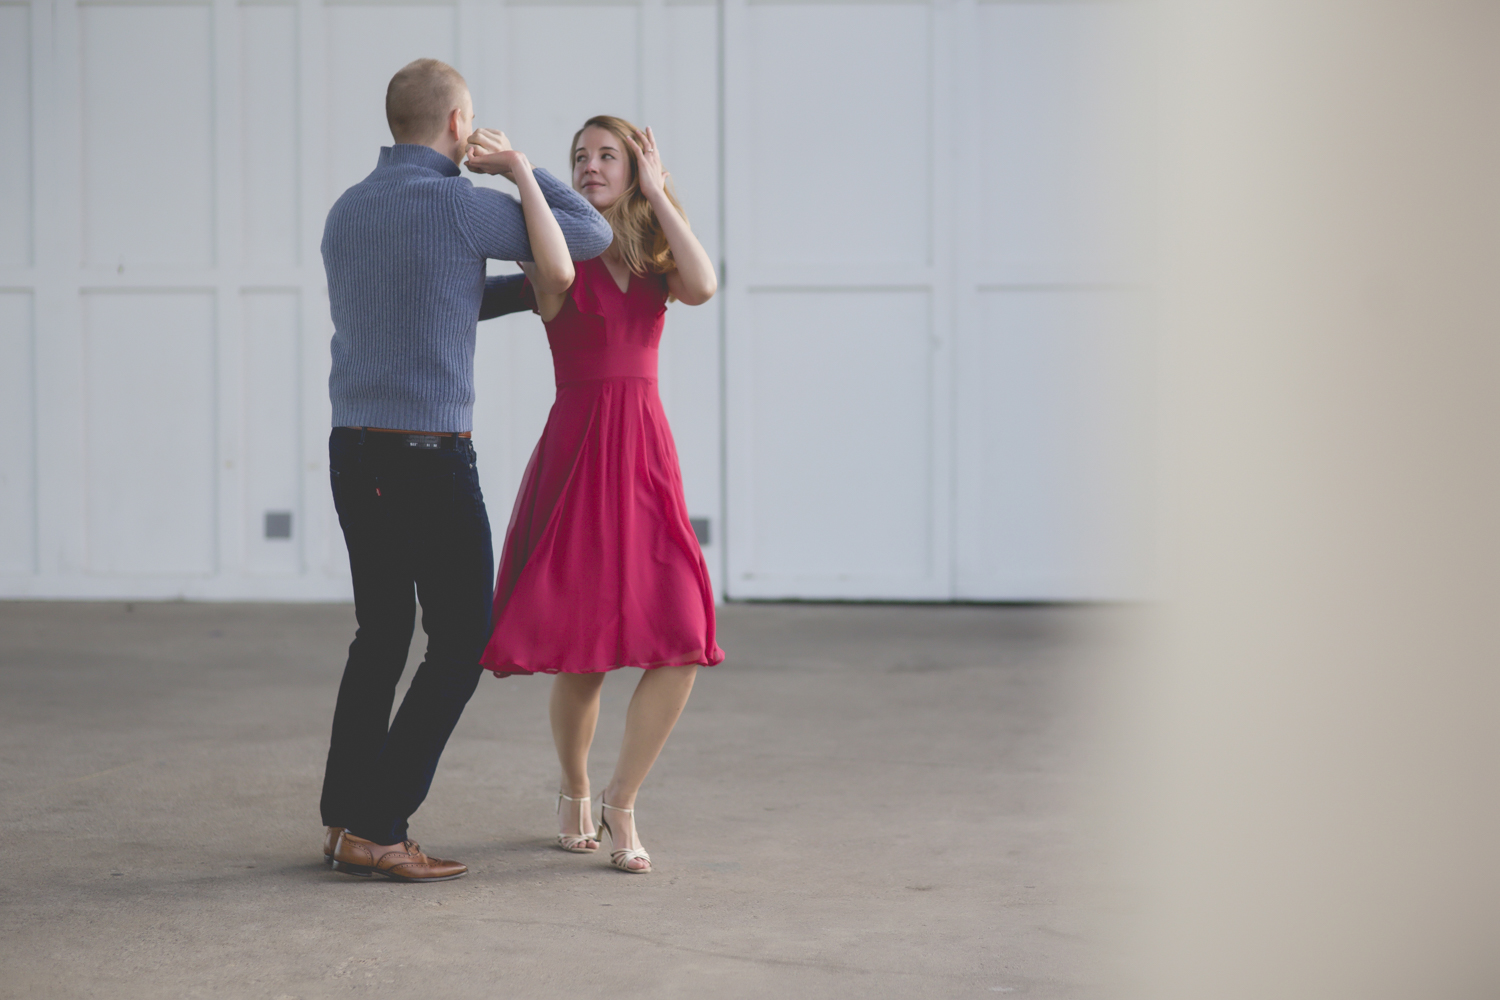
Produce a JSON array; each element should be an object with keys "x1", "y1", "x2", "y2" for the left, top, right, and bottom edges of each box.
[
  {"x1": 0, "y1": 292, "x2": 34, "y2": 574},
  {"x1": 744, "y1": 289, "x2": 935, "y2": 586},
  {"x1": 954, "y1": 0, "x2": 1152, "y2": 599},
  {"x1": 81, "y1": 6, "x2": 216, "y2": 268},
  {"x1": 0, "y1": 3, "x2": 35, "y2": 578},
  {"x1": 1, "y1": 0, "x2": 724, "y2": 599},
  {"x1": 723, "y1": 0, "x2": 1150, "y2": 600},
  {"x1": 958, "y1": 288, "x2": 1150, "y2": 598},
  {"x1": 241, "y1": 290, "x2": 303, "y2": 575},
  {"x1": 241, "y1": 4, "x2": 301, "y2": 269},
  {"x1": 1, "y1": 0, "x2": 1148, "y2": 601},
  {"x1": 724, "y1": 0, "x2": 953, "y2": 599},
  {"x1": 0, "y1": 3, "x2": 31, "y2": 269},
  {"x1": 82, "y1": 291, "x2": 219, "y2": 574}
]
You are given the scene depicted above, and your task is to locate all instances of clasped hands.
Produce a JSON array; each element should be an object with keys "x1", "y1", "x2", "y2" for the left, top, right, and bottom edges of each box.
[{"x1": 464, "y1": 128, "x2": 530, "y2": 181}]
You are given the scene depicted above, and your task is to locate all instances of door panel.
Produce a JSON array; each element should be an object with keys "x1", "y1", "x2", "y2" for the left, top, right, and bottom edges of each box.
[
  {"x1": 83, "y1": 291, "x2": 218, "y2": 575},
  {"x1": 242, "y1": 290, "x2": 303, "y2": 576},
  {"x1": 0, "y1": 4, "x2": 31, "y2": 268},
  {"x1": 725, "y1": 0, "x2": 951, "y2": 599},
  {"x1": 952, "y1": 0, "x2": 1153, "y2": 600},
  {"x1": 743, "y1": 3, "x2": 931, "y2": 269},
  {"x1": 81, "y1": 6, "x2": 215, "y2": 268},
  {"x1": 955, "y1": 288, "x2": 1150, "y2": 599},
  {"x1": 241, "y1": 5, "x2": 301, "y2": 268},
  {"x1": 977, "y1": 0, "x2": 1143, "y2": 283},
  {"x1": 742, "y1": 288, "x2": 932, "y2": 589},
  {"x1": 0, "y1": 292, "x2": 35, "y2": 573}
]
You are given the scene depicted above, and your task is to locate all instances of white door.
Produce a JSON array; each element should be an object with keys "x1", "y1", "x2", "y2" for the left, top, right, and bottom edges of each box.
[
  {"x1": 952, "y1": 0, "x2": 1153, "y2": 600},
  {"x1": 722, "y1": 0, "x2": 1151, "y2": 601},
  {"x1": 722, "y1": 0, "x2": 956, "y2": 600}
]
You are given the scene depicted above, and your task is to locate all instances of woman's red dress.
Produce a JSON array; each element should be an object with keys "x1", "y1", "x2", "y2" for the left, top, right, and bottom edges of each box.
[{"x1": 480, "y1": 258, "x2": 725, "y2": 675}]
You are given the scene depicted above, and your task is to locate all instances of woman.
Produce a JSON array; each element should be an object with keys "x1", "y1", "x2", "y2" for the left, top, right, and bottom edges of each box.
[{"x1": 468, "y1": 116, "x2": 723, "y2": 873}]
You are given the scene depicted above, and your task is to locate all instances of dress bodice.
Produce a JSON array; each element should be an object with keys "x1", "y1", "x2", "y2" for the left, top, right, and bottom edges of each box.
[{"x1": 526, "y1": 257, "x2": 668, "y2": 385}]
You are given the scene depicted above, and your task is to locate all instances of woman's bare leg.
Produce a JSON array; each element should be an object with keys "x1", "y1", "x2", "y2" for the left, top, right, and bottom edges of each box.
[
  {"x1": 550, "y1": 672, "x2": 606, "y2": 840},
  {"x1": 601, "y1": 665, "x2": 698, "y2": 869}
]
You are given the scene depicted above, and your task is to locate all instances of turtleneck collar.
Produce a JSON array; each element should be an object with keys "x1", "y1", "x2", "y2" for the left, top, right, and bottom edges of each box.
[{"x1": 378, "y1": 144, "x2": 461, "y2": 177}]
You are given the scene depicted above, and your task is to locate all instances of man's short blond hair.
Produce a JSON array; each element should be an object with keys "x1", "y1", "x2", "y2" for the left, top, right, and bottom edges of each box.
[{"x1": 385, "y1": 59, "x2": 468, "y2": 144}]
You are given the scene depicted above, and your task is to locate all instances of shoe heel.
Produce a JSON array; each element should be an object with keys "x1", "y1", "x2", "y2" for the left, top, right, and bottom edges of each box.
[{"x1": 331, "y1": 860, "x2": 375, "y2": 877}]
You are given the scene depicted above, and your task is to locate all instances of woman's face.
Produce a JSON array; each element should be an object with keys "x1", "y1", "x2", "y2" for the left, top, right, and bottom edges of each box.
[{"x1": 572, "y1": 126, "x2": 632, "y2": 210}]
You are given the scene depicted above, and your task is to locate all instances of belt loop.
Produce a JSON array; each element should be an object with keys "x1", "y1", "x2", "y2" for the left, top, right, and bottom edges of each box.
[{"x1": 358, "y1": 427, "x2": 366, "y2": 445}]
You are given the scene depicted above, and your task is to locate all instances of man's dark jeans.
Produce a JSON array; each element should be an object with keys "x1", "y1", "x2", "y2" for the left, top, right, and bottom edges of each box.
[{"x1": 320, "y1": 427, "x2": 494, "y2": 846}]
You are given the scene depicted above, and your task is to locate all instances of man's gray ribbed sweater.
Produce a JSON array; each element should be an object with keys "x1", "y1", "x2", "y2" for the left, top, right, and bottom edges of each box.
[{"x1": 322, "y1": 144, "x2": 612, "y2": 432}]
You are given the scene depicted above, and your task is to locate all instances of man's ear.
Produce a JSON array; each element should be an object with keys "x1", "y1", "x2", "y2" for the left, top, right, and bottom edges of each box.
[{"x1": 449, "y1": 106, "x2": 465, "y2": 141}]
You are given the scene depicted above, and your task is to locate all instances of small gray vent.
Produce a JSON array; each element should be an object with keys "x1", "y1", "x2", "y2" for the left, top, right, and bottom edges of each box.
[
  {"x1": 264, "y1": 511, "x2": 293, "y2": 539},
  {"x1": 689, "y1": 517, "x2": 710, "y2": 546}
]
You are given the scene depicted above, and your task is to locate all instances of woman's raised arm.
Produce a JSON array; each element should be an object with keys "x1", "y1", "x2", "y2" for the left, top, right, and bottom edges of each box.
[{"x1": 628, "y1": 127, "x2": 717, "y2": 305}]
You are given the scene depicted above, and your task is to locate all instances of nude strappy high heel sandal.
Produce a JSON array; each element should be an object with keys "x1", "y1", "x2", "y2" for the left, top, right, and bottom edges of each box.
[
  {"x1": 556, "y1": 792, "x2": 599, "y2": 853},
  {"x1": 598, "y1": 796, "x2": 651, "y2": 873}
]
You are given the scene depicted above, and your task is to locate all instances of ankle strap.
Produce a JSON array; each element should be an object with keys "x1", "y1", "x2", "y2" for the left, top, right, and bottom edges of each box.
[
  {"x1": 557, "y1": 792, "x2": 590, "y2": 803},
  {"x1": 601, "y1": 801, "x2": 634, "y2": 814}
]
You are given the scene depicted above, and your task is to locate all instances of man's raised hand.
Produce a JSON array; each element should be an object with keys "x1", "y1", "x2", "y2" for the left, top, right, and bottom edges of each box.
[{"x1": 465, "y1": 129, "x2": 528, "y2": 181}]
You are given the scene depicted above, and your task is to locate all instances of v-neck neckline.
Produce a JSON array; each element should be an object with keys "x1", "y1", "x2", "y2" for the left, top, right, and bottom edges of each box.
[{"x1": 598, "y1": 255, "x2": 631, "y2": 295}]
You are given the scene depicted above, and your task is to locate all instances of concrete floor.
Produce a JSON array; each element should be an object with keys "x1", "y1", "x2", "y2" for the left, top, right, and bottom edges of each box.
[{"x1": 0, "y1": 601, "x2": 1120, "y2": 1000}]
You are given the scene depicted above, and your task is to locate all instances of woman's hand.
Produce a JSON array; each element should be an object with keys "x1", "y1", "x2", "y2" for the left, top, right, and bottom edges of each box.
[
  {"x1": 465, "y1": 129, "x2": 530, "y2": 182},
  {"x1": 625, "y1": 127, "x2": 667, "y2": 197},
  {"x1": 623, "y1": 125, "x2": 717, "y2": 306}
]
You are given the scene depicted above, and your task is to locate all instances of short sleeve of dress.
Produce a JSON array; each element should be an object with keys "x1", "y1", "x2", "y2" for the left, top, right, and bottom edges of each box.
[
  {"x1": 562, "y1": 262, "x2": 606, "y2": 319},
  {"x1": 522, "y1": 260, "x2": 611, "y2": 320}
]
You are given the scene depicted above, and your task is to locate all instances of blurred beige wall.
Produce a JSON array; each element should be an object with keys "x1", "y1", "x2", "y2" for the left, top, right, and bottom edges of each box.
[{"x1": 1129, "y1": 1, "x2": 1500, "y2": 997}]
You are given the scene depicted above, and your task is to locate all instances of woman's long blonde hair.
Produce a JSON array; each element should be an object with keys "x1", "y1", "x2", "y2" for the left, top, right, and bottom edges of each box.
[{"x1": 570, "y1": 115, "x2": 688, "y2": 276}]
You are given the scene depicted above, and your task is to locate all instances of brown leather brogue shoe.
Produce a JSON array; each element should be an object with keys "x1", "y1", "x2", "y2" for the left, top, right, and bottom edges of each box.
[
  {"x1": 331, "y1": 831, "x2": 468, "y2": 882},
  {"x1": 323, "y1": 827, "x2": 344, "y2": 867}
]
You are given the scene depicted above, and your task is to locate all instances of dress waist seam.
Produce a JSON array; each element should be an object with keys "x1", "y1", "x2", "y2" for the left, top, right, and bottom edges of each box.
[{"x1": 555, "y1": 374, "x2": 658, "y2": 387}]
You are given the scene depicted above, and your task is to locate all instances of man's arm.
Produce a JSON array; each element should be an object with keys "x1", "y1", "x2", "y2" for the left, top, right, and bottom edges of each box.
[
  {"x1": 479, "y1": 272, "x2": 529, "y2": 321},
  {"x1": 457, "y1": 168, "x2": 613, "y2": 263}
]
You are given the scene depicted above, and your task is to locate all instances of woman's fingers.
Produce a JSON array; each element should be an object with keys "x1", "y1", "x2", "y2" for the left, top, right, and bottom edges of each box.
[
  {"x1": 626, "y1": 128, "x2": 667, "y2": 193},
  {"x1": 466, "y1": 128, "x2": 511, "y2": 154}
]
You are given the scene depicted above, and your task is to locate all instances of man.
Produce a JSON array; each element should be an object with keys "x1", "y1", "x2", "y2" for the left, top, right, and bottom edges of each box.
[{"x1": 319, "y1": 58, "x2": 612, "y2": 882}]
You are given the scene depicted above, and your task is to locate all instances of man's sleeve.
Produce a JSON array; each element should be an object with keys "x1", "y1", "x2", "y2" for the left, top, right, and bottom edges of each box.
[
  {"x1": 479, "y1": 273, "x2": 530, "y2": 321},
  {"x1": 457, "y1": 168, "x2": 614, "y2": 263}
]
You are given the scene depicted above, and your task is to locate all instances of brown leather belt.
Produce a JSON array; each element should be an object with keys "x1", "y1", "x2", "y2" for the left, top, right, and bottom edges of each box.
[
  {"x1": 344, "y1": 426, "x2": 472, "y2": 450},
  {"x1": 355, "y1": 426, "x2": 471, "y2": 438}
]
